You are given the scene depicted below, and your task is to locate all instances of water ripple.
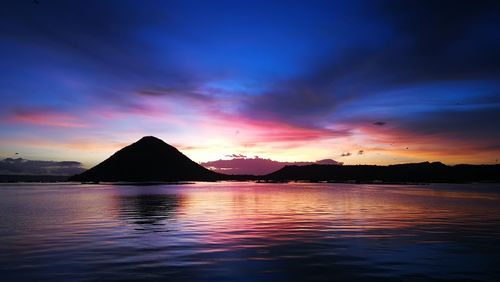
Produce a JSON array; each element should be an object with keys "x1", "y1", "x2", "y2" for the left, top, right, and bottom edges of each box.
[{"x1": 1, "y1": 182, "x2": 500, "y2": 281}]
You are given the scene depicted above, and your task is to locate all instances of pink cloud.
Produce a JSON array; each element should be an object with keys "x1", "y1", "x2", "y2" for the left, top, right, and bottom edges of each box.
[
  {"x1": 201, "y1": 156, "x2": 341, "y2": 175},
  {"x1": 205, "y1": 111, "x2": 351, "y2": 144},
  {"x1": 8, "y1": 108, "x2": 88, "y2": 128}
]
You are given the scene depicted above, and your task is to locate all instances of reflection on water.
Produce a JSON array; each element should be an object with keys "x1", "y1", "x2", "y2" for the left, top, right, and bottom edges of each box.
[
  {"x1": 0, "y1": 182, "x2": 500, "y2": 281},
  {"x1": 119, "y1": 191, "x2": 181, "y2": 226}
]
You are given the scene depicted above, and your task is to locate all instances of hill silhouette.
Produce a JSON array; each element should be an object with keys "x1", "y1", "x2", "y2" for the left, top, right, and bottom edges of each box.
[
  {"x1": 69, "y1": 136, "x2": 499, "y2": 183},
  {"x1": 69, "y1": 136, "x2": 222, "y2": 182},
  {"x1": 264, "y1": 162, "x2": 500, "y2": 183}
]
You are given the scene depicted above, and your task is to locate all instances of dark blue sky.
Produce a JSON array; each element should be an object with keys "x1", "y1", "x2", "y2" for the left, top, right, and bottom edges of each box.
[{"x1": 0, "y1": 0, "x2": 499, "y2": 168}]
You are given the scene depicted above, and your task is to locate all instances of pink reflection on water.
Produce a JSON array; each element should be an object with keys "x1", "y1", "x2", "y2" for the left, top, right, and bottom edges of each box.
[{"x1": 173, "y1": 183, "x2": 498, "y2": 247}]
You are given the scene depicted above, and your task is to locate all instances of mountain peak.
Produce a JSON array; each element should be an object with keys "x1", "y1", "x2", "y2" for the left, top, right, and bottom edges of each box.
[
  {"x1": 138, "y1": 136, "x2": 163, "y2": 142},
  {"x1": 135, "y1": 136, "x2": 169, "y2": 146}
]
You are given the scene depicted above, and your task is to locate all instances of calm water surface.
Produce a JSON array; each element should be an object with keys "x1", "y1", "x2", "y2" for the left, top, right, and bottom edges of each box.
[{"x1": 1, "y1": 182, "x2": 499, "y2": 281}]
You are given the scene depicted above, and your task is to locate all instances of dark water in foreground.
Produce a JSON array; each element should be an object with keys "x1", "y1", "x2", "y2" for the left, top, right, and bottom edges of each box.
[{"x1": 1, "y1": 183, "x2": 500, "y2": 281}]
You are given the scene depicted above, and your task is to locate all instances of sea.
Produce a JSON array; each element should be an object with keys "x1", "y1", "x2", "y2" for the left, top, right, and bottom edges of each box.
[{"x1": 1, "y1": 182, "x2": 499, "y2": 281}]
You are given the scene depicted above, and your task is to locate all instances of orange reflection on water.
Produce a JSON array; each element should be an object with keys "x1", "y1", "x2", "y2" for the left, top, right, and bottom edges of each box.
[
  {"x1": 2, "y1": 183, "x2": 500, "y2": 281},
  {"x1": 174, "y1": 183, "x2": 493, "y2": 246}
]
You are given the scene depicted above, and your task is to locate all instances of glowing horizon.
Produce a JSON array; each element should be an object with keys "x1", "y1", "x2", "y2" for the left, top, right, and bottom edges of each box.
[{"x1": 1, "y1": 1, "x2": 499, "y2": 170}]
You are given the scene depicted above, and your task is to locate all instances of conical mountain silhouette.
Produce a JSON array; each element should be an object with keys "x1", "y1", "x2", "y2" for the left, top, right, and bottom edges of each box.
[{"x1": 69, "y1": 136, "x2": 221, "y2": 182}]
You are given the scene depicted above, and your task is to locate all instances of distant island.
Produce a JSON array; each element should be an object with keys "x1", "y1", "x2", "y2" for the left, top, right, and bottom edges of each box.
[{"x1": 65, "y1": 136, "x2": 500, "y2": 184}]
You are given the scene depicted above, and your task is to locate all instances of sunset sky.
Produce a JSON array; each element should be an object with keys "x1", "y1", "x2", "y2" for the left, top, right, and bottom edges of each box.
[{"x1": 1, "y1": 0, "x2": 499, "y2": 172}]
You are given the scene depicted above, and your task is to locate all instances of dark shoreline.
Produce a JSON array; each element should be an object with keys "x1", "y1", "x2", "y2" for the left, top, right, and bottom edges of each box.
[
  {"x1": 3, "y1": 162, "x2": 499, "y2": 184},
  {"x1": 1, "y1": 178, "x2": 498, "y2": 185}
]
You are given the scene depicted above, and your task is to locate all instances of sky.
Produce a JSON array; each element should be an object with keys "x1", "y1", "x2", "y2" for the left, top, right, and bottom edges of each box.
[{"x1": 0, "y1": 0, "x2": 499, "y2": 173}]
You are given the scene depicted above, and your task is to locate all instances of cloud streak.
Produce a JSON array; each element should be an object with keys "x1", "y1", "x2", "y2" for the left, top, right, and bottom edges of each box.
[{"x1": 6, "y1": 107, "x2": 88, "y2": 128}]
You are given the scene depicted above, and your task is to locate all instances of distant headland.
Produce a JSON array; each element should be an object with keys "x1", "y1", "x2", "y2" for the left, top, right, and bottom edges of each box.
[{"x1": 67, "y1": 136, "x2": 500, "y2": 183}]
